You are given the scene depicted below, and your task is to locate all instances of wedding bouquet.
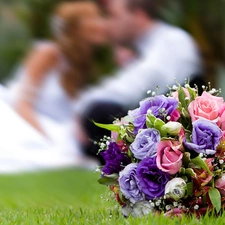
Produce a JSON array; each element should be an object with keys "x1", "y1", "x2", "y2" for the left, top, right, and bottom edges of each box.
[{"x1": 96, "y1": 82, "x2": 225, "y2": 218}]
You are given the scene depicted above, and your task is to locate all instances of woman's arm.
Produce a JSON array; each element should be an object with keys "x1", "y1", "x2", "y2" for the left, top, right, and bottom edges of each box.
[{"x1": 14, "y1": 44, "x2": 59, "y2": 138}]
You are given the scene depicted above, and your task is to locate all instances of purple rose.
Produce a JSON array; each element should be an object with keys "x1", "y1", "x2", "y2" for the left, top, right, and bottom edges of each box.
[
  {"x1": 119, "y1": 163, "x2": 144, "y2": 204},
  {"x1": 184, "y1": 119, "x2": 223, "y2": 155},
  {"x1": 129, "y1": 96, "x2": 178, "y2": 133},
  {"x1": 130, "y1": 128, "x2": 160, "y2": 160},
  {"x1": 100, "y1": 142, "x2": 130, "y2": 175},
  {"x1": 136, "y1": 157, "x2": 170, "y2": 200}
]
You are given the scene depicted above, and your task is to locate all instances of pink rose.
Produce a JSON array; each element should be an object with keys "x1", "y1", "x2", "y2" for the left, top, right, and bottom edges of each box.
[
  {"x1": 219, "y1": 104, "x2": 225, "y2": 130},
  {"x1": 188, "y1": 91, "x2": 224, "y2": 123},
  {"x1": 215, "y1": 174, "x2": 225, "y2": 196},
  {"x1": 156, "y1": 140, "x2": 183, "y2": 175}
]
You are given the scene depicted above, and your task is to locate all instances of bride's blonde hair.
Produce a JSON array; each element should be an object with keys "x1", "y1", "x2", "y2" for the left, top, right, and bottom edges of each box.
[{"x1": 52, "y1": 1, "x2": 100, "y2": 97}]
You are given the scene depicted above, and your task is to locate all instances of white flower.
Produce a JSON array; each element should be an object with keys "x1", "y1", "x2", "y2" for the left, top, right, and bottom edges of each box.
[
  {"x1": 121, "y1": 204, "x2": 132, "y2": 218},
  {"x1": 155, "y1": 201, "x2": 160, "y2": 206},
  {"x1": 165, "y1": 178, "x2": 187, "y2": 201},
  {"x1": 172, "y1": 85, "x2": 178, "y2": 90},
  {"x1": 147, "y1": 109, "x2": 152, "y2": 114},
  {"x1": 166, "y1": 205, "x2": 171, "y2": 211},
  {"x1": 162, "y1": 122, "x2": 182, "y2": 136},
  {"x1": 194, "y1": 205, "x2": 199, "y2": 210},
  {"x1": 209, "y1": 88, "x2": 217, "y2": 94},
  {"x1": 173, "y1": 202, "x2": 178, "y2": 207},
  {"x1": 131, "y1": 201, "x2": 154, "y2": 217},
  {"x1": 150, "y1": 202, "x2": 155, "y2": 207},
  {"x1": 122, "y1": 201, "x2": 154, "y2": 218},
  {"x1": 166, "y1": 116, "x2": 171, "y2": 121},
  {"x1": 100, "y1": 143, "x2": 105, "y2": 149}
]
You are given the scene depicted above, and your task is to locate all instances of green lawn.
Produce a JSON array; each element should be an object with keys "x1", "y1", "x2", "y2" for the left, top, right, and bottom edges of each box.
[{"x1": 0, "y1": 169, "x2": 224, "y2": 225}]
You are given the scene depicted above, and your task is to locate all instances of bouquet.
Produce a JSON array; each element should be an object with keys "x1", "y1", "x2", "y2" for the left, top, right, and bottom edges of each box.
[{"x1": 96, "y1": 82, "x2": 225, "y2": 218}]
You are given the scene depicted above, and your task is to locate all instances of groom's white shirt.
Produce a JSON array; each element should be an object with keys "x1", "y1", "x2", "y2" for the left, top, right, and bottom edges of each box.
[{"x1": 74, "y1": 22, "x2": 203, "y2": 113}]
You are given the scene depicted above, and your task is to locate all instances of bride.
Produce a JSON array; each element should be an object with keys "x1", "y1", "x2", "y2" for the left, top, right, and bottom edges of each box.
[{"x1": 0, "y1": 1, "x2": 107, "y2": 172}]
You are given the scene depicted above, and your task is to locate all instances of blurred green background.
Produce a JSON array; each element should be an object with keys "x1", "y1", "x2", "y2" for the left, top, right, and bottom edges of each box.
[{"x1": 0, "y1": 0, "x2": 225, "y2": 92}]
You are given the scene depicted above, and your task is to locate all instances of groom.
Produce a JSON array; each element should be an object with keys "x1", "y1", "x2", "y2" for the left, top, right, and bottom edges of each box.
[{"x1": 75, "y1": 0, "x2": 205, "y2": 160}]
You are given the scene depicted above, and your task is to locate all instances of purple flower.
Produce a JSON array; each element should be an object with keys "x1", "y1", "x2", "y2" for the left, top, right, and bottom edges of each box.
[
  {"x1": 136, "y1": 157, "x2": 170, "y2": 200},
  {"x1": 129, "y1": 96, "x2": 178, "y2": 133},
  {"x1": 130, "y1": 128, "x2": 160, "y2": 160},
  {"x1": 119, "y1": 163, "x2": 144, "y2": 204},
  {"x1": 100, "y1": 142, "x2": 130, "y2": 175},
  {"x1": 184, "y1": 119, "x2": 223, "y2": 155}
]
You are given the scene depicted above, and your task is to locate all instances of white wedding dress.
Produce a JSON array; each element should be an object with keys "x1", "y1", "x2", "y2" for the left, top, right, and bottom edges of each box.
[{"x1": 0, "y1": 42, "x2": 96, "y2": 173}]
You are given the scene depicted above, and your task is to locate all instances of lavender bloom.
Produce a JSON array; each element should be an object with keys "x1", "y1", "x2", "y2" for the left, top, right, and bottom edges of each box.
[
  {"x1": 100, "y1": 142, "x2": 130, "y2": 175},
  {"x1": 130, "y1": 128, "x2": 160, "y2": 160},
  {"x1": 136, "y1": 157, "x2": 170, "y2": 200},
  {"x1": 119, "y1": 164, "x2": 144, "y2": 204},
  {"x1": 129, "y1": 96, "x2": 178, "y2": 133},
  {"x1": 184, "y1": 119, "x2": 223, "y2": 155}
]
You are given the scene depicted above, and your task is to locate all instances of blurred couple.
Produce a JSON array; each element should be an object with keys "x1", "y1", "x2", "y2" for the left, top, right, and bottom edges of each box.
[{"x1": 0, "y1": 0, "x2": 204, "y2": 172}]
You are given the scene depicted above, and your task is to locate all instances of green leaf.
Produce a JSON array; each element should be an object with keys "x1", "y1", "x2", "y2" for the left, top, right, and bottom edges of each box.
[
  {"x1": 186, "y1": 182, "x2": 193, "y2": 196},
  {"x1": 154, "y1": 118, "x2": 165, "y2": 131},
  {"x1": 93, "y1": 121, "x2": 120, "y2": 132},
  {"x1": 191, "y1": 156, "x2": 213, "y2": 176},
  {"x1": 181, "y1": 108, "x2": 190, "y2": 118},
  {"x1": 146, "y1": 114, "x2": 167, "y2": 136},
  {"x1": 182, "y1": 152, "x2": 191, "y2": 167},
  {"x1": 209, "y1": 187, "x2": 221, "y2": 213},
  {"x1": 119, "y1": 125, "x2": 135, "y2": 143},
  {"x1": 185, "y1": 168, "x2": 197, "y2": 178},
  {"x1": 98, "y1": 174, "x2": 119, "y2": 186},
  {"x1": 154, "y1": 119, "x2": 166, "y2": 136},
  {"x1": 179, "y1": 167, "x2": 186, "y2": 175},
  {"x1": 187, "y1": 86, "x2": 197, "y2": 102},
  {"x1": 178, "y1": 86, "x2": 189, "y2": 109},
  {"x1": 146, "y1": 114, "x2": 156, "y2": 128}
]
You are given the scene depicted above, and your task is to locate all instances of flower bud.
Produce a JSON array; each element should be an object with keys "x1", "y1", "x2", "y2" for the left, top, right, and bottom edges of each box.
[{"x1": 162, "y1": 122, "x2": 182, "y2": 136}]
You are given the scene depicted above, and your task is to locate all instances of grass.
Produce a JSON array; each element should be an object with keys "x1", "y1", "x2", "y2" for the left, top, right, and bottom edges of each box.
[{"x1": 0, "y1": 169, "x2": 224, "y2": 224}]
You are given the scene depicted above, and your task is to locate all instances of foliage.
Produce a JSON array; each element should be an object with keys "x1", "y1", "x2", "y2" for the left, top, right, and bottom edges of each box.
[{"x1": 0, "y1": 169, "x2": 225, "y2": 224}]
